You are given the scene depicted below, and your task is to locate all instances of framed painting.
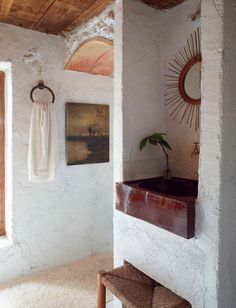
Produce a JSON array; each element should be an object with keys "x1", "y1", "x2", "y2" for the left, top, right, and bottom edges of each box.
[{"x1": 66, "y1": 103, "x2": 109, "y2": 165}]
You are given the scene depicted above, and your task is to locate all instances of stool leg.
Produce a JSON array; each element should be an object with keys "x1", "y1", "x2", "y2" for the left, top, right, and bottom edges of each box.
[{"x1": 97, "y1": 270, "x2": 106, "y2": 308}]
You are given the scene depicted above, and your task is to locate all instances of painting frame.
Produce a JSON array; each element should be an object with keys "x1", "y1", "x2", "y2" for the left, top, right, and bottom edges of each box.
[{"x1": 66, "y1": 102, "x2": 110, "y2": 166}]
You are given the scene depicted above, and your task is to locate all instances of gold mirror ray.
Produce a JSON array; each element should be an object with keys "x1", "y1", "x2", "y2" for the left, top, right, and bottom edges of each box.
[{"x1": 166, "y1": 28, "x2": 201, "y2": 131}]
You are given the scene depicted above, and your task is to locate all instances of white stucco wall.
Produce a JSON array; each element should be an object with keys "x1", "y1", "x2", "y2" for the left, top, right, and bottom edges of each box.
[
  {"x1": 114, "y1": 0, "x2": 200, "y2": 183},
  {"x1": 164, "y1": 0, "x2": 200, "y2": 180},
  {"x1": 113, "y1": 0, "x2": 224, "y2": 307},
  {"x1": 121, "y1": 0, "x2": 166, "y2": 181},
  {"x1": 218, "y1": 0, "x2": 236, "y2": 306},
  {"x1": 0, "y1": 23, "x2": 113, "y2": 284}
]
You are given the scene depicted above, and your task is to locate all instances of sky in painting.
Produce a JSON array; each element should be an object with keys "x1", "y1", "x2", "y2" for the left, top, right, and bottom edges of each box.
[{"x1": 67, "y1": 103, "x2": 109, "y2": 136}]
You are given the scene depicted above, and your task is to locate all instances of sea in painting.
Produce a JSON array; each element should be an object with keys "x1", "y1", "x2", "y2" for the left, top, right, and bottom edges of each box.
[{"x1": 66, "y1": 103, "x2": 109, "y2": 165}]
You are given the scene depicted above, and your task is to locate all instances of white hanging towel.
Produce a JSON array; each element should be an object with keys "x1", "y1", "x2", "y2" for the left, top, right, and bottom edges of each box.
[{"x1": 28, "y1": 101, "x2": 57, "y2": 181}]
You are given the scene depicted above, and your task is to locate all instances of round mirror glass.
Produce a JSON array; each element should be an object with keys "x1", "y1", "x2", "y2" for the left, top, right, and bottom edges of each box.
[{"x1": 184, "y1": 62, "x2": 201, "y2": 99}]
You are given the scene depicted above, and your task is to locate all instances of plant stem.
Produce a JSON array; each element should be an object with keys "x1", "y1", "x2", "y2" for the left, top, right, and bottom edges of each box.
[{"x1": 160, "y1": 144, "x2": 169, "y2": 177}]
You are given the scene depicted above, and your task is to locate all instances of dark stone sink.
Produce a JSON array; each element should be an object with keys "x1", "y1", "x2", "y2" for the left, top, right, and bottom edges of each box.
[
  {"x1": 138, "y1": 177, "x2": 198, "y2": 197},
  {"x1": 116, "y1": 177, "x2": 198, "y2": 239}
]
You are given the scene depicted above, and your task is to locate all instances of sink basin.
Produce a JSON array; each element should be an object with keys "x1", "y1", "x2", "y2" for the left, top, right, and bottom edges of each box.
[
  {"x1": 138, "y1": 177, "x2": 198, "y2": 197},
  {"x1": 116, "y1": 177, "x2": 198, "y2": 239}
]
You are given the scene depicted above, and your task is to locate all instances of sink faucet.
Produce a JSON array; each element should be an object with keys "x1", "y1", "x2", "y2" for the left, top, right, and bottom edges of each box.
[{"x1": 191, "y1": 142, "x2": 200, "y2": 156}]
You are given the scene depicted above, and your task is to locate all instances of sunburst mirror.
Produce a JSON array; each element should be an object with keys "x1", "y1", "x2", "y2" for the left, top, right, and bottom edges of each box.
[{"x1": 166, "y1": 28, "x2": 201, "y2": 130}]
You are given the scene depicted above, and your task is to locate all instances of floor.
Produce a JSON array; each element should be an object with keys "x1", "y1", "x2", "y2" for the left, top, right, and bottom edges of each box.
[{"x1": 0, "y1": 253, "x2": 113, "y2": 308}]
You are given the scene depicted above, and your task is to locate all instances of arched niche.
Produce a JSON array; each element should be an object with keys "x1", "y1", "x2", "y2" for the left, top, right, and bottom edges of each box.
[{"x1": 65, "y1": 37, "x2": 114, "y2": 77}]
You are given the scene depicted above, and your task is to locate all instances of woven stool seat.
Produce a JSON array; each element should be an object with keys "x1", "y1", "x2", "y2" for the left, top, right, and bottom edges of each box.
[{"x1": 97, "y1": 264, "x2": 191, "y2": 308}]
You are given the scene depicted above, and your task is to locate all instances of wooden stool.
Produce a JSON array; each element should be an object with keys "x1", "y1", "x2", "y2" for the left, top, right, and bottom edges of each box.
[{"x1": 97, "y1": 264, "x2": 191, "y2": 308}]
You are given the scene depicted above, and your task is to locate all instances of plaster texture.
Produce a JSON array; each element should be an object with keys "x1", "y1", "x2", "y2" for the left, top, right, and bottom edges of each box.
[
  {"x1": 121, "y1": 0, "x2": 166, "y2": 181},
  {"x1": 218, "y1": 0, "x2": 236, "y2": 306},
  {"x1": 113, "y1": 0, "x2": 226, "y2": 307},
  {"x1": 164, "y1": 0, "x2": 200, "y2": 180},
  {"x1": 0, "y1": 23, "x2": 113, "y2": 284}
]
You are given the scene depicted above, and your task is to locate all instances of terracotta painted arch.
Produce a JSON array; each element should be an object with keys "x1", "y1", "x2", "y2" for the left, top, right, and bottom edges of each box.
[{"x1": 65, "y1": 37, "x2": 114, "y2": 77}]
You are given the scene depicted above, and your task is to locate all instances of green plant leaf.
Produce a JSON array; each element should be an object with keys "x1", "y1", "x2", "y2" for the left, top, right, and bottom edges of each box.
[
  {"x1": 149, "y1": 139, "x2": 158, "y2": 146},
  {"x1": 140, "y1": 132, "x2": 171, "y2": 152},
  {"x1": 150, "y1": 135, "x2": 162, "y2": 143},
  {"x1": 152, "y1": 133, "x2": 166, "y2": 138},
  {"x1": 140, "y1": 137, "x2": 149, "y2": 150},
  {"x1": 150, "y1": 133, "x2": 168, "y2": 145},
  {"x1": 160, "y1": 140, "x2": 172, "y2": 150}
]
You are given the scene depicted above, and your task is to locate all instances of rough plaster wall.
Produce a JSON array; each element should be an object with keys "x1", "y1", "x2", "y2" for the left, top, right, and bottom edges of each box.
[
  {"x1": 63, "y1": 4, "x2": 114, "y2": 64},
  {"x1": 113, "y1": 4, "x2": 124, "y2": 306},
  {"x1": 113, "y1": 0, "x2": 223, "y2": 307},
  {"x1": 198, "y1": 0, "x2": 225, "y2": 305},
  {"x1": 164, "y1": 0, "x2": 200, "y2": 180},
  {"x1": 218, "y1": 0, "x2": 236, "y2": 306},
  {"x1": 0, "y1": 23, "x2": 113, "y2": 284},
  {"x1": 113, "y1": 0, "x2": 124, "y2": 185},
  {"x1": 122, "y1": 0, "x2": 166, "y2": 181}
]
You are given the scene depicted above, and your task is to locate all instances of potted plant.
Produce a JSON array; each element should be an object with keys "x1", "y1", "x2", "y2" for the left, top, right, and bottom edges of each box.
[{"x1": 140, "y1": 132, "x2": 172, "y2": 179}]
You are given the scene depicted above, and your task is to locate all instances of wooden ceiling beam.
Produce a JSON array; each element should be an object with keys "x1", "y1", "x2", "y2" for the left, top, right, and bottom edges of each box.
[
  {"x1": 33, "y1": 0, "x2": 57, "y2": 30},
  {"x1": 0, "y1": 0, "x2": 14, "y2": 20},
  {"x1": 34, "y1": 0, "x2": 96, "y2": 34},
  {"x1": 64, "y1": 0, "x2": 112, "y2": 32},
  {"x1": 0, "y1": 0, "x2": 113, "y2": 35},
  {"x1": 0, "y1": 0, "x2": 186, "y2": 35},
  {"x1": 2, "y1": 0, "x2": 56, "y2": 29}
]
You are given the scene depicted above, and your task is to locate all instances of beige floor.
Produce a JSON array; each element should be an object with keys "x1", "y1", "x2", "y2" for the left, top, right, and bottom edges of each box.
[{"x1": 0, "y1": 253, "x2": 113, "y2": 308}]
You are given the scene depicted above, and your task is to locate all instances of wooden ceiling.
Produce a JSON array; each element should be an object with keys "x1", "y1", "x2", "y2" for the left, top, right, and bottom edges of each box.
[
  {"x1": 0, "y1": 0, "x2": 112, "y2": 35},
  {"x1": 0, "y1": 0, "x2": 186, "y2": 36},
  {"x1": 141, "y1": 0, "x2": 185, "y2": 9}
]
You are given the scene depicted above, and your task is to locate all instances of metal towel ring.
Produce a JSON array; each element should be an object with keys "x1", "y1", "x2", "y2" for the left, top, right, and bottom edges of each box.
[{"x1": 30, "y1": 80, "x2": 55, "y2": 103}]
